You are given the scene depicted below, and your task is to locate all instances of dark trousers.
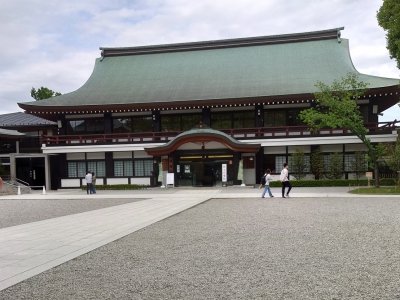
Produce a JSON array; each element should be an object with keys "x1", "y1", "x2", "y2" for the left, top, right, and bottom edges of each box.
[
  {"x1": 282, "y1": 181, "x2": 292, "y2": 196},
  {"x1": 87, "y1": 183, "x2": 92, "y2": 194}
]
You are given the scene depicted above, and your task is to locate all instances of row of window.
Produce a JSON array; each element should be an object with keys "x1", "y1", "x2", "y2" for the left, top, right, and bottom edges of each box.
[
  {"x1": 66, "y1": 106, "x2": 369, "y2": 135},
  {"x1": 268, "y1": 154, "x2": 367, "y2": 173},
  {"x1": 67, "y1": 160, "x2": 153, "y2": 178}
]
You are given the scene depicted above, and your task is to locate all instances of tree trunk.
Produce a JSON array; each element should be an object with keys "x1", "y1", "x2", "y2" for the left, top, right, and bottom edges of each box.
[{"x1": 374, "y1": 161, "x2": 379, "y2": 188}]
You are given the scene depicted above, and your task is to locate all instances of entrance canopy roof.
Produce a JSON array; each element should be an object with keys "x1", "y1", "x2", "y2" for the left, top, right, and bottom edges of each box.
[
  {"x1": 19, "y1": 27, "x2": 399, "y2": 114},
  {"x1": 145, "y1": 125, "x2": 260, "y2": 156}
]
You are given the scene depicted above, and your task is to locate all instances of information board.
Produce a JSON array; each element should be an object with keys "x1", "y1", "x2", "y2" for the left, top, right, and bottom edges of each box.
[{"x1": 167, "y1": 173, "x2": 175, "y2": 187}]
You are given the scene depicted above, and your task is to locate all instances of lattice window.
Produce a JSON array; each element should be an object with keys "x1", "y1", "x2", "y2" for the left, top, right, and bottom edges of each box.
[
  {"x1": 88, "y1": 161, "x2": 106, "y2": 177},
  {"x1": 67, "y1": 161, "x2": 86, "y2": 178},
  {"x1": 134, "y1": 160, "x2": 153, "y2": 176}
]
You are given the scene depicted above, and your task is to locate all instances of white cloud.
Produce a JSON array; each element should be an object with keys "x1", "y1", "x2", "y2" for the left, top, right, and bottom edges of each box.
[{"x1": 0, "y1": 0, "x2": 398, "y2": 119}]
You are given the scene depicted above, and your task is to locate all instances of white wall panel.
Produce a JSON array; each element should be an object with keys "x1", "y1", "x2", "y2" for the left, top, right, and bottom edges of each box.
[
  {"x1": 61, "y1": 179, "x2": 81, "y2": 187},
  {"x1": 134, "y1": 150, "x2": 152, "y2": 158},
  {"x1": 107, "y1": 178, "x2": 129, "y2": 185},
  {"x1": 288, "y1": 145, "x2": 310, "y2": 153},
  {"x1": 345, "y1": 144, "x2": 368, "y2": 152},
  {"x1": 264, "y1": 146, "x2": 286, "y2": 154},
  {"x1": 95, "y1": 178, "x2": 104, "y2": 185},
  {"x1": 130, "y1": 178, "x2": 150, "y2": 185},
  {"x1": 66, "y1": 153, "x2": 85, "y2": 160},
  {"x1": 113, "y1": 152, "x2": 132, "y2": 159},
  {"x1": 320, "y1": 145, "x2": 342, "y2": 153},
  {"x1": 87, "y1": 152, "x2": 105, "y2": 159}
]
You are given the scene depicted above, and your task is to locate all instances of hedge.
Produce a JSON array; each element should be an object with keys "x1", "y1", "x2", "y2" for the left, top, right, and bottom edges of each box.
[
  {"x1": 81, "y1": 184, "x2": 149, "y2": 190},
  {"x1": 269, "y1": 178, "x2": 397, "y2": 188}
]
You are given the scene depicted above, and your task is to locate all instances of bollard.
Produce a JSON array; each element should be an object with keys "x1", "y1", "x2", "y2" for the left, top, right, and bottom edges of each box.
[
  {"x1": 18, "y1": 186, "x2": 21, "y2": 195},
  {"x1": 42, "y1": 186, "x2": 47, "y2": 195}
]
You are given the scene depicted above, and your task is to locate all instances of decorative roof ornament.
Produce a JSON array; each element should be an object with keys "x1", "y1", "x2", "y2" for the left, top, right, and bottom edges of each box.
[
  {"x1": 193, "y1": 121, "x2": 209, "y2": 129},
  {"x1": 337, "y1": 28, "x2": 342, "y2": 43}
]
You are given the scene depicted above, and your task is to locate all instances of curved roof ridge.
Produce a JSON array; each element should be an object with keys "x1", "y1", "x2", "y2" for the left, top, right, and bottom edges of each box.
[{"x1": 100, "y1": 27, "x2": 344, "y2": 58}]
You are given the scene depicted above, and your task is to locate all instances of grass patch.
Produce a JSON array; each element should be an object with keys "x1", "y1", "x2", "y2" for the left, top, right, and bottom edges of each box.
[{"x1": 348, "y1": 187, "x2": 400, "y2": 194}]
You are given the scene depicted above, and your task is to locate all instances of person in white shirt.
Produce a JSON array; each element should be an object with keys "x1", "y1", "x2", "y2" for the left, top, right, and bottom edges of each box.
[
  {"x1": 85, "y1": 171, "x2": 92, "y2": 194},
  {"x1": 280, "y1": 163, "x2": 292, "y2": 198},
  {"x1": 261, "y1": 169, "x2": 274, "y2": 198}
]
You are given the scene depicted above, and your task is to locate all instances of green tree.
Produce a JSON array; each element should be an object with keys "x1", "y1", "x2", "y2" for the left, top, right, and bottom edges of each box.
[
  {"x1": 377, "y1": 0, "x2": 400, "y2": 69},
  {"x1": 351, "y1": 151, "x2": 367, "y2": 180},
  {"x1": 326, "y1": 152, "x2": 343, "y2": 180},
  {"x1": 383, "y1": 138, "x2": 400, "y2": 186},
  {"x1": 299, "y1": 72, "x2": 383, "y2": 187},
  {"x1": 30, "y1": 87, "x2": 62, "y2": 101},
  {"x1": 290, "y1": 148, "x2": 308, "y2": 180},
  {"x1": 310, "y1": 147, "x2": 325, "y2": 180}
]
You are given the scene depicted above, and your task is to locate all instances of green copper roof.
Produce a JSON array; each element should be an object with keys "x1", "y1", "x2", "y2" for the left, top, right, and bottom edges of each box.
[{"x1": 19, "y1": 29, "x2": 399, "y2": 109}]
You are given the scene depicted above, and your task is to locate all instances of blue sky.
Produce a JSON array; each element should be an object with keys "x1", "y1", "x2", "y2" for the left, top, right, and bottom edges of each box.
[{"x1": 1, "y1": 0, "x2": 399, "y2": 122}]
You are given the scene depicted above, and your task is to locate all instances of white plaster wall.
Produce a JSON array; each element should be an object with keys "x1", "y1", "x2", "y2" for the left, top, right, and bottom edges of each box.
[
  {"x1": 264, "y1": 146, "x2": 286, "y2": 154},
  {"x1": 87, "y1": 152, "x2": 105, "y2": 159},
  {"x1": 288, "y1": 145, "x2": 310, "y2": 153},
  {"x1": 66, "y1": 153, "x2": 85, "y2": 160},
  {"x1": 345, "y1": 144, "x2": 368, "y2": 152},
  {"x1": 320, "y1": 145, "x2": 342, "y2": 153},
  {"x1": 134, "y1": 150, "x2": 152, "y2": 158},
  {"x1": 107, "y1": 178, "x2": 129, "y2": 185},
  {"x1": 95, "y1": 178, "x2": 104, "y2": 185},
  {"x1": 113, "y1": 152, "x2": 132, "y2": 159},
  {"x1": 130, "y1": 178, "x2": 150, "y2": 185},
  {"x1": 61, "y1": 179, "x2": 81, "y2": 187}
]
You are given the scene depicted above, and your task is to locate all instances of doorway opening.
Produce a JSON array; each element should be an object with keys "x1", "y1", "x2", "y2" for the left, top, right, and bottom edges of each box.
[{"x1": 177, "y1": 156, "x2": 234, "y2": 187}]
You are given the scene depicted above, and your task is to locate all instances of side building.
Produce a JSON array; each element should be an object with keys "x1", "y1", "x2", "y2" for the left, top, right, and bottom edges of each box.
[{"x1": 17, "y1": 28, "x2": 400, "y2": 190}]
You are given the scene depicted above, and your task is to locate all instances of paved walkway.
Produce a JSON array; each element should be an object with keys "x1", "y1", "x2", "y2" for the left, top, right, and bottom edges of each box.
[{"x1": 0, "y1": 186, "x2": 397, "y2": 291}]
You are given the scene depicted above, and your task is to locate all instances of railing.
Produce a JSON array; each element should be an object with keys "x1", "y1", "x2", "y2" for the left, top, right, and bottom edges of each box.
[
  {"x1": 41, "y1": 120, "x2": 399, "y2": 146},
  {"x1": 1, "y1": 181, "x2": 31, "y2": 195}
]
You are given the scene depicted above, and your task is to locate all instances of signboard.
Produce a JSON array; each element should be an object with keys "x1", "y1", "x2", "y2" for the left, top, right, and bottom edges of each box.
[
  {"x1": 222, "y1": 164, "x2": 227, "y2": 182},
  {"x1": 167, "y1": 173, "x2": 175, "y2": 187},
  {"x1": 365, "y1": 172, "x2": 373, "y2": 178}
]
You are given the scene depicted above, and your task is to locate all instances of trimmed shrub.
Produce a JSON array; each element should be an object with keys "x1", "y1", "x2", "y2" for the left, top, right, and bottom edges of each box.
[{"x1": 269, "y1": 178, "x2": 397, "y2": 188}]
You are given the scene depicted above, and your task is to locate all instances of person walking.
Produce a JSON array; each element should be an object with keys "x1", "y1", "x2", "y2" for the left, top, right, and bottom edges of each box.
[
  {"x1": 261, "y1": 169, "x2": 274, "y2": 198},
  {"x1": 280, "y1": 163, "x2": 292, "y2": 198},
  {"x1": 85, "y1": 171, "x2": 92, "y2": 194},
  {"x1": 91, "y1": 172, "x2": 97, "y2": 194}
]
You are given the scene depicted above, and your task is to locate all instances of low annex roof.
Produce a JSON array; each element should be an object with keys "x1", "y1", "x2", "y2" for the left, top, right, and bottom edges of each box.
[
  {"x1": 18, "y1": 28, "x2": 399, "y2": 111},
  {"x1": 0, "y1": 128, "x2": 25, "y2": 139},
  {"x1": 0, "y1": 112, "x2": 57, "y2": 127}
]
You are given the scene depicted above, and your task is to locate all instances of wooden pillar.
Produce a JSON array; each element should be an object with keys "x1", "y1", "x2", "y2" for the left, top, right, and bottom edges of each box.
[
  {"x1": 105, "y1": 152, "x2": 113, "y2": 184},
  {"x1": 152, "y1": 110, "x2": 161, "y2": 132},
  {"x1": 202, "y1": 108, "x2": 211, "y2": 127},
  {"x1": 255, "y1": 104, "x2": 264, "y2": 127},
  {"x1": 255, "y1": 147, "x2": 264, "y2": 184},
  {"x1": 104, "y1": 112, "x2": 112, "y2": 134}
]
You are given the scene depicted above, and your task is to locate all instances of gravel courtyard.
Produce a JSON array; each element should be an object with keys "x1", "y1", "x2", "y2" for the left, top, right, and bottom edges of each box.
[{"x1": 1, "y1": 197, "x2": 399, "y2": 299}]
